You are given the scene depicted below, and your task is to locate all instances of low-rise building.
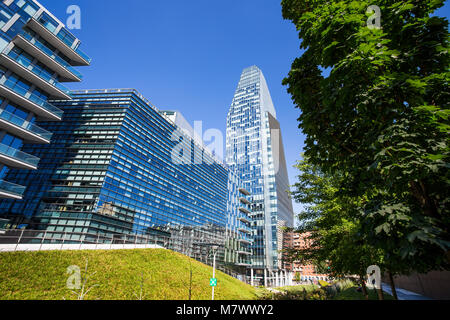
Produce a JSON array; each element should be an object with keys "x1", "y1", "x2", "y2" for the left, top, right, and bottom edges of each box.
[{"x1": 282, "y1": 231, "x2": 329, "y2": 282}]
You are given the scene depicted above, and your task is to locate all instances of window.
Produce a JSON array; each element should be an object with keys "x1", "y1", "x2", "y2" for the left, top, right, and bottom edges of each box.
[
  {"x1": 1, "y1": 133, "x2": 23, "y2": 149},
  {"x1": 32, "y1": 89, "x2": 48, "y2": 101},
  {"x1": 4, "y1": 103, "x2": 29, "y2": 120},
  {"x1": 37, "y1": 12, "x2": 58, "y2": 34},
  {"x1": 0, "y1": 9, "x2": 12, "y2": 29},
  {"x1": 56, "y1": 28, "x2": 76, "y2": 48}
]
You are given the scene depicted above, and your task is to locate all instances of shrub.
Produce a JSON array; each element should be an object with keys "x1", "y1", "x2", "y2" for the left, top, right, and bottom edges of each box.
[{"x1": 318, "y1": 280, "x2": 330, "y2": 287}]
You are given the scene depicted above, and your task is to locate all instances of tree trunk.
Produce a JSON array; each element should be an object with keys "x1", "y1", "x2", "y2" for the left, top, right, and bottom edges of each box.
[
  {"x1": 377, "y1": 287, "x2": 384, "y2": 300},
  {"x1": 359, "y1": 274, "x2": 369, "y2": 300},
  {"x1": 410, "y1": 181, "x2": 439, "y2": 220},
  {"x1": 388, "y1": 271, "x2": 398, "y2": 300}
]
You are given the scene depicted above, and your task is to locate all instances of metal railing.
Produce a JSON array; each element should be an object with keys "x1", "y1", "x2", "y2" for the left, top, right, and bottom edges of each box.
[
  {"x1": 0, "y1": 180, "x2": 26, "y2": 197},
  {"x1": 0, "y1": 109, "x2": 53, "y2": 140},
  {"x1": 18, "y1": 31, "x2": 83, "y2": 79},
  {"x1": 0, "y1": 142, "x2": 40, "y2": 167},
  {"x1": 0, "y1": 229, "x2": 169, "y2": 252},
  {"x1": 32, "y1": 16, "x2": 91, "y2": 64},
  {"x1": 2, "y1": 47, "x2": 69, "y2": 93},
  {"x1": 0, "y1": 78, "x2": 64, "y2": 118}
]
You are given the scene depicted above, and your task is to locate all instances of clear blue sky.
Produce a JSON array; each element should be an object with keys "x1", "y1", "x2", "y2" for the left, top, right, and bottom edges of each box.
[{"x1": 39, "y1": 0, "x2": 450, "y2": 222}]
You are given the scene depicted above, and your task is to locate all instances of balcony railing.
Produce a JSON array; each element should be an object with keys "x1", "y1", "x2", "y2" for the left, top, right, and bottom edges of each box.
[
  {"x1": 18, "y1": 31, "x2": 83, "y2": 80},
  {"x1": 238, "y1": 234, "x2": 253, "y2": 243},
  {"x1": 238, "y1": 213, "x2": 251, "y2": 224},
  {"x1": 74, "y1": 47, "x2": 91, "y2": 64},
  {"x1": 0, "y1": 78, "x2": 64, "y2": 119},
  {"x1": 0, "y1": 109, "x2": 53, "y2": 141},
  {"x1": 33, "y1": 17, "x2": 91, "y2": 64},
  {"x1": 0, "y1": 142, "x2": 40, "y2": 168},
  {"x1": 2, "y1": 47, "x2": 70, "y2": 93},
  {"x1": 0, "y1": 179, "x2": 25, "y2": 198}
]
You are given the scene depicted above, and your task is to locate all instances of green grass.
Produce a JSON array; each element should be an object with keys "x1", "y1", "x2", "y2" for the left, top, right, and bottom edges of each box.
[
  {"x1": 333, "y1": 287, "x2": 394, "y2": 300},
  {"x1": 0, "y1": 249, "x2": 258, "y2": 300}
]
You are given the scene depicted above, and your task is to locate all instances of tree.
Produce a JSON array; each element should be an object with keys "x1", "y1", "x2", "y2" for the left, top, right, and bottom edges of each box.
[
  {"x1": 287, "y1": 158, "x2": 386, "y2": 299},
  {"x1": 282, "y1": 0, "x2": 450, "y2": 279}
]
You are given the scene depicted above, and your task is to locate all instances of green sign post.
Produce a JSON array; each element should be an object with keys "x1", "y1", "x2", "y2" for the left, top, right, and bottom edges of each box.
[{"x1": 210, "y1": 278, "x2": 217, "y2": 287}]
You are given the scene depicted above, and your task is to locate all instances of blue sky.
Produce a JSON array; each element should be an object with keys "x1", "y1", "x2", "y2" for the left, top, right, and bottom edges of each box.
[{"x1": 39, "y1": 0, "x2": 449, "y2": 221}]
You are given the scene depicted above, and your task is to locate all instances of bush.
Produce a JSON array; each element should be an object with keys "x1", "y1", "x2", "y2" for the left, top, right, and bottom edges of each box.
[{"x1": 318, "y1": 280, "x2": 330, "y2": 287}]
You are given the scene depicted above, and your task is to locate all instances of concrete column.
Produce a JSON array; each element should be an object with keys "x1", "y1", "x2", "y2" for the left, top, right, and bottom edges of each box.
[
  {"x1": 250, "y1": 269, "x2": 254, "y2": 286},
  {"x1": 275, "y1": 271, "x2": 279, "y2": 287},
  {"x1": 269, "y1": 271, "x2": 275, "y2": 287},
  {"x1": 264, "y1": 269, "x2": 267, "y2": 287},
  {"x1": 281, "y1": 271, "x2": 284, "y2": 287}
]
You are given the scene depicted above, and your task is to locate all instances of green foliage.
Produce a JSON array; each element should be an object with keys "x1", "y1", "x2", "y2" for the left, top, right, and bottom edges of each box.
[
  {"x1": 258, "y1": 283, "x2": 391, "y2": 300},
  {"x1": 287, "y1": 158, "x2": 385, "y2": 277},
  {"x1": 318, "y1": 280, "x2": 330, "y2": 287},
  {"x1": 0, "y1": 249, "x2": 257, "y2": 300},
  {"x1": 282, "y1": 0, "x2": 450, "y2": 276}
]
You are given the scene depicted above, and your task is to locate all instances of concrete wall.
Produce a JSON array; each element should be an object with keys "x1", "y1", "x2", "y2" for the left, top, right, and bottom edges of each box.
[{"x1": 386, "y1": 271, "x2": 450, "y2": 300}]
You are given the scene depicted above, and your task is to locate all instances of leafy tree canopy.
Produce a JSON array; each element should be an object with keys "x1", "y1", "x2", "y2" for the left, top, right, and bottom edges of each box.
[{"x1": 282, "y1": 0, "x2": 449, "y2": 273}]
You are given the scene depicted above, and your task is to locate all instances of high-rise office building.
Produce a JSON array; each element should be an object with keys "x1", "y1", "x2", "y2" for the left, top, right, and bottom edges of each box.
[
  {"x1": 0, "y1": 0, "x2": 90, "y2": 199},
  {"x1": 0, "y1": 89, "x2": 252, "y2": 270},
  {"x1": 226, "y1": 66, "x2": 294, "y2": 273}
]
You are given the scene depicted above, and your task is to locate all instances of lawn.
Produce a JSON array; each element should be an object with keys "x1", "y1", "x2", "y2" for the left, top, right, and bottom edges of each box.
[
  {"x1": 0, "y1": 249, "x2": 258, "y2": 300},
  {"x1": 333, "y1": 287, "x2": 394, "y2": 300}
]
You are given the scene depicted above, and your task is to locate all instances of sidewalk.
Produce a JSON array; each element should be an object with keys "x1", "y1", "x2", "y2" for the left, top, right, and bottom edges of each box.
[{"x1": 381, "y1": 283, "x2": 433, "y2": 300}]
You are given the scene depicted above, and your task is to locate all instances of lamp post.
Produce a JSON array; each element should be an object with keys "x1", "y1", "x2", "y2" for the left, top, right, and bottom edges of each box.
[
  {"x1": 193, "y1": 242, "x2": 222, "y2": 301},
  {"x1": 211, "y1": 244, "x2": 219, "y2": 301}
]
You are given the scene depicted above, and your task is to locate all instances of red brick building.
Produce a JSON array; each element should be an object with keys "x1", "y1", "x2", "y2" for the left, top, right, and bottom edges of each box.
[{"x1": 282, "y1": 232, "x2": 329, "y2": 282}]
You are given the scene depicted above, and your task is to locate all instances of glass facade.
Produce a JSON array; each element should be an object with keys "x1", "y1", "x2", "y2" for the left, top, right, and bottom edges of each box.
[
  {"x1": 226, "y1": 66, "x2": 294, "y2": 271},
  {"x1": 0, "y1": 0, "x2": 89, "y2": 199},
  {"x1": 0, "y1": 89, "x2": 252, "y2": 270}
]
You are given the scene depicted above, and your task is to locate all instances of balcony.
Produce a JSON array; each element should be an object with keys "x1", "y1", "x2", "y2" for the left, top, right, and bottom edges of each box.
[
  {"x1": 13, "y1": 31, "x2": 82, "y2": 82},
  {"x1": 239, "y1": 206, "x2": 251, "y2": 214},
  {"x1": 238, "y1": 215, "x2": 251, "y2": 224},
  {"x1": 0, "y1": 180, "x2": 25, "y2": 199},
  {"x1": 239, "y1": 188, "x2": 250, "y2": 196},
  {"x1": 26, "y1": 18, "x2": 91, "y2": 66},
  {"x1": 0, "y1": 142, "x2": 39, "y2": 170},
  {"x1": 237, "y1": 249, "x2": 252, "y2": 256},
  {"x1": 236, "y1": 261, "x2": 252, "y2": 267},
  {"x1": 0, "y1": 109, "x2": 52, "y2": 144},
  {"x1": 0, "y1": 78, "x2": 63, "y2": 121},
  {"x1": 238, "y1": 227, "x2": 252, "y2": 235},
  {"x1": 238, "y1": 238, "x2": 252, "y2": 245},
  {"x1": 239, "y1": 197, "x2": 250, "y2": 205},
  {"x1": 0, "y1": 48, "x2": 71, "y2": 99}
]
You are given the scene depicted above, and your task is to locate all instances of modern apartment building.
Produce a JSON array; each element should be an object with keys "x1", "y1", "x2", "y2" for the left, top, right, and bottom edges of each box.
[
  {"x1": 226, "y1": 66, "x2": 294, "y2": 274},
  {"x1": 224, "y1": 174, "x2": 253, "y2": 273},
  {"x1": 0, "y1": 0, "x2": 89, "y2": 199},
  {"x1": 0, "y1": 89, "x2": 252, "y2": 270}
]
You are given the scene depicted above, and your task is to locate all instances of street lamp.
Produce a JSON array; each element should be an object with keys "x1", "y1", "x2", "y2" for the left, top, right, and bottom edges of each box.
[
  {"x1": 211, "y1": 245, "x2": 219, "y2": 301},
  {"x1": 194, "y1": 242, "x2": 222, "y2": 301}
]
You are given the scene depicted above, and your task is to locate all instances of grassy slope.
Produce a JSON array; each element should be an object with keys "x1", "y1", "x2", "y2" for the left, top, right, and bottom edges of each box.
[{"x1": 0, "y1": 249, "x2": 257, "y2": 300}]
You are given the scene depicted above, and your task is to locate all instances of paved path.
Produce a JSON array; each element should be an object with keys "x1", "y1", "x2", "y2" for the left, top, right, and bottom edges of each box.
[{"x1": 381, "y1": 283, "x2": 433, "y2": 300}]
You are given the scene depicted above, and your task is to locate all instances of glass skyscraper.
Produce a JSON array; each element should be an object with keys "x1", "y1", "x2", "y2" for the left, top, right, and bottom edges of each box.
[
  {"x1": 0, "y1": 89, "x2": 252, "y2": 271},
  {"x1": 226, "y1": 66, "x2": 294, "y2": 273},
  {"x1": 0, "y1": 0, "x2": 89, "y2": 199}
]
